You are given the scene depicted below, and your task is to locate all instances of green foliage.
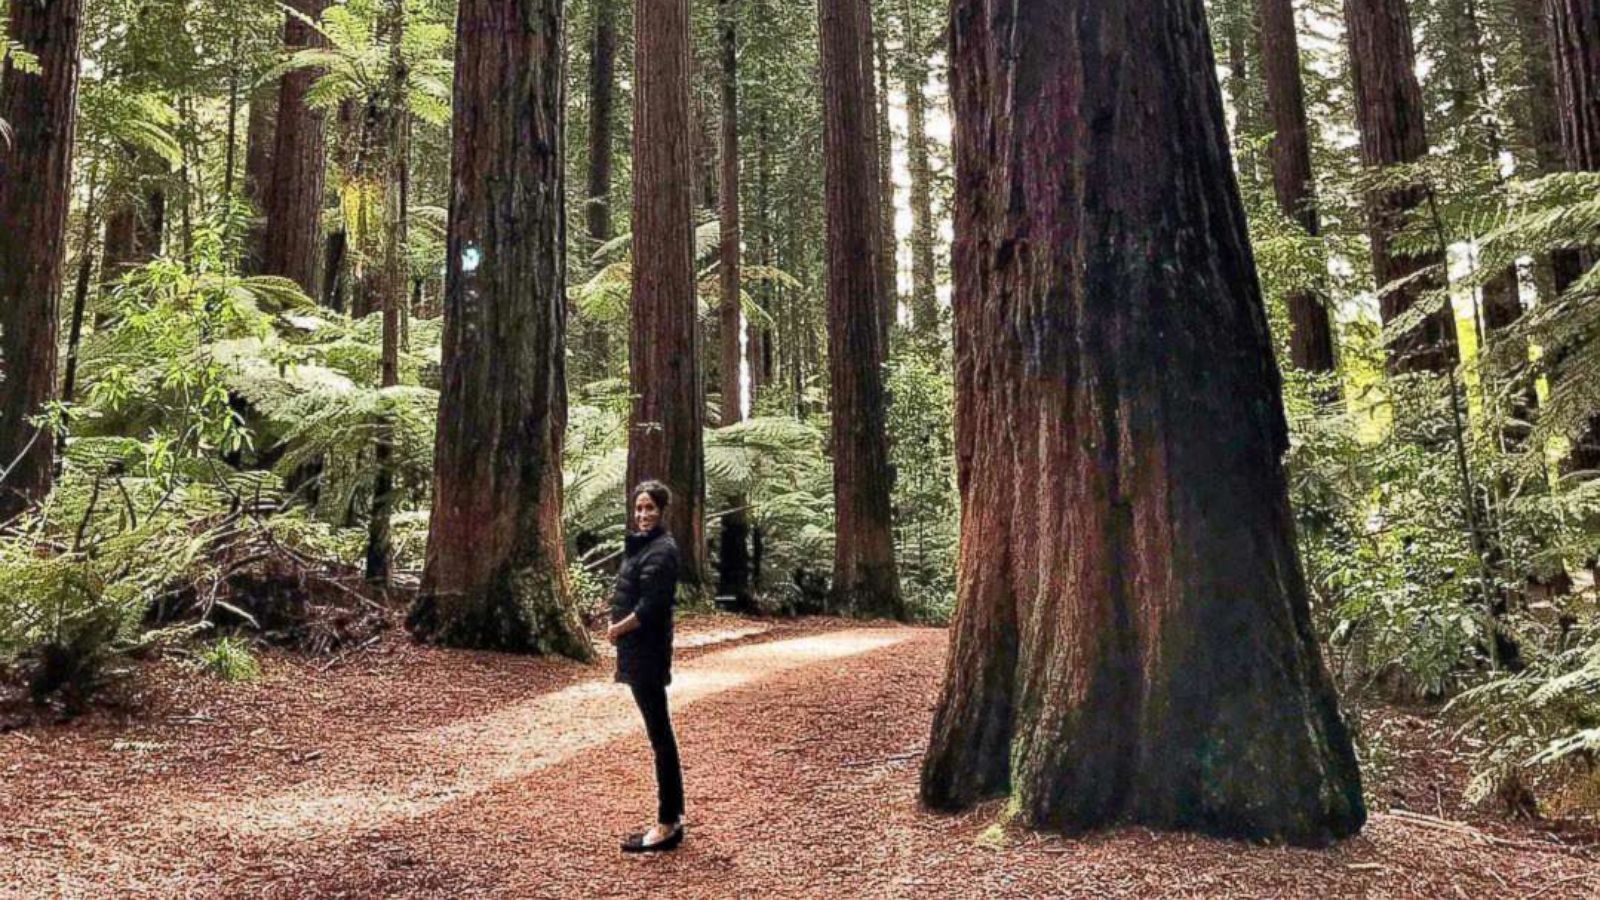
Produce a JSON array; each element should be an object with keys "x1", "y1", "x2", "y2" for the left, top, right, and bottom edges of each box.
[
  {"x1": 1452, "y1": 615, "x2": 1600, "y2": 812},
  {"x1": 563, "y1": 378, "x2": 838, "y2": 600},
  {"x1": 193, "y1": 635, "x2": 262, "y2": 681},
  {"x1": 886, "y1": 346, "x2": 957, "y2": 623}
]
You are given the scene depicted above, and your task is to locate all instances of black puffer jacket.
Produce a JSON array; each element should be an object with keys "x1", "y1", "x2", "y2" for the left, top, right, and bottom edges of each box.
[{"x1": 611, "y1": 526, "x2": 680, "y2": 687}]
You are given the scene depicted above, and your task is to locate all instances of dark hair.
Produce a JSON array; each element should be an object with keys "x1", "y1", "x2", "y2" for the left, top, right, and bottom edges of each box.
[{"x1": 632, "y1": 480, "x2": 672, "y2": 511}]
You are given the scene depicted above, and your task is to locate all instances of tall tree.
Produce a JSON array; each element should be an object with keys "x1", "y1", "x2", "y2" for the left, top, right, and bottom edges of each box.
[
  {"x1": 629, "y1": 0, "x2": 707, "y2": 588},
  {"x1": 717, "y1": 0, "x2": 752, "y2": 603},
  {"x1": 366, "y1": 0, "x2": 409, "y2": 586},
  {"x1": 1513, "y1": 0, "x2": 1565, "y2": 174},
  {"x1": 1260, "y1": 0, "x2": 1337, "y2": 376},
  {"x1": 586, "y1": 0, "x2": 618, "y2": 244},
  {"x1": 1547, "y1": 0, "x2": 1599, "y2": 263},
  {"x1": 1345, "y1": 0, "x2": 1459, "y2": 374},
  {"x1": 818, "y1": 0, "x2": 903, "y2": 618},
  {"x1": 900, "y1": 0, "x2": 939, "y2": 343},
  {"x1": 0, "y1": 0, "x2": 85, "y2": 519},
  {"x1": 261, "y1": 0, "x2": 330, "y2": 299},
  {"x1": 407, "y1": 0, "x2": 590, "y2": 659},
  {"x1": 920, "y1": 0, "x2": 1365, "y2": 844},
  {"x1": 1546, "y1": 0, "x2": 1600, "y2": 469}
]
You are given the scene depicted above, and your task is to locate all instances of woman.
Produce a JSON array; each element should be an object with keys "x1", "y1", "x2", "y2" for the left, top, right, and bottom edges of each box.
[{"x1": 606, "y1": 480, "x2": 686, "y2": 853}]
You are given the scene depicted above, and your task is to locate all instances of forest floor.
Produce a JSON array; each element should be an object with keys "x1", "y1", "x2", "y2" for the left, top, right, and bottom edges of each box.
[{"x1": 3, "y1": 615, "x2": 1597, "y2": 899}]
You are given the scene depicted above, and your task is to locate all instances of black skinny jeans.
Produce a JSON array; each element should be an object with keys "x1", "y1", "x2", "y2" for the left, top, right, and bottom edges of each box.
[{"x1": 630, "y1": 683, "x2": 684, "y2": 825}]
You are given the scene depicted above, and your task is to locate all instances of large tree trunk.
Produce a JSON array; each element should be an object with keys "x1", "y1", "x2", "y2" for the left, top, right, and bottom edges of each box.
[
  {"x1": 586, "y1": 0, "x2": 617, "y2": 245},
  {"x1": 1515, "y1": 0, "x2": 1566, "y2": 173},
  {"x1": 261, "y1": 0, "x2": 330, "y2": 299},
  {"x1": 818, "y1": 0, "x2": 903, "y2": 618},
  {"x1": 1260, "y1": 0, "x2": 1337, "y2": 377},
  {"x1": 629, "y1": 0, "x2": 708, "y2": 590},
  {"x1": 0, "y1": 0, "x2": 84, "y2": 520},
  {"x1": 900, "y1": 0, "x2": 939, "y2": 344},
  {"x1": 920, "y1": 0, "x2": 1365, "y2": 845},
  {"x1": 407, "y1": 0, "x2": 591, "y2": 659},
  {"x1": 1547, "y1": 0, "x2": 1600, "y2": 472},
  {"x1": 1345, "y1": 0, "x2": 1459, "y2": 375},
  {"x1": 717, "y1": 0, "x2": 752, "y2": 605}
]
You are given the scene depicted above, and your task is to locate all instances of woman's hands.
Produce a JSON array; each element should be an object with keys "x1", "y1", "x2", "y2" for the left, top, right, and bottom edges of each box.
[{"x1": 607, "y1": 614, "x2": 641, "y2": 645}]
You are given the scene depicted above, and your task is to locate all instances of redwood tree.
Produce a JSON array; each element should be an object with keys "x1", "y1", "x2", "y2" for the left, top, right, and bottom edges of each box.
[
  {"x1": 1345, "y1": 0, "x2": 1458, "y2": 375},
  {"x1": 1546, "y1": 0, "x2": 1600, "y2": 468},
  {"x1": 0, "y1": 0, "x2": 85, "y2": 519},
  {"x1": 920, "y1": 0, "x2": 1365, "y2": 844},
  {"x1": 585, "y1": 0, "x2": 617, "y2": 244},
  {"x1": 261, "y1": 0, "x2": 330, "y2": 299},
  {"x1": 629, "y1": 0, "x2": 707, "y2": 589},
  {"x1": 407, "y1": 0, "x2": 590, "y2": 659},
  {"x1": 818, "y1": 0, "x2": 902, "y2": 618},
  {"x1": 1260, "y1": 0, "x2": 1337, "y2": 376}
]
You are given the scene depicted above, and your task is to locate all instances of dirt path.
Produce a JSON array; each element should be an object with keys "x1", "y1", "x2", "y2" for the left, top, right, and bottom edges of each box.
[{"x1": 3, "y1": 621, "x2": 1596, "y2": 899}]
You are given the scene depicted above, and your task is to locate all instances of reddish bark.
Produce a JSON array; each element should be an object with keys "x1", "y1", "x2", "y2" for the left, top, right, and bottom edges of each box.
[
  {"x1": 1260, "y1": 0, "x2": 1337, "y2": 376},
  {"x1": 262, "y1": 0, "x2": 330, "y2": 299},
  {"x1": 408, "y1": 0, "x2": 590, "y2": 658},
  {"x1": 1345, "y1": 0, "x2": 1460, "y2": 374},
  {"x1": 629, "y1": 0, "x2": 708, "y2": 589},
  {"x1": 1546, "y1": 0, "x2": 1600, "y2": 471},
  {"x1": 818, "y1": 0, "x2": 903, "y2": 618},
  {"x1": 0, "y1": 0, "x2": 84, "y2": 519},
  {"x1": 920, "y1": 0, "x2": 1364, "y2": 844}
]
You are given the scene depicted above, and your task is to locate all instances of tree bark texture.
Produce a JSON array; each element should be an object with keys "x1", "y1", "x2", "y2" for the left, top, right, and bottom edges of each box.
[
  {"x1": 409, "y1": 0, "x2": 591, "y2": 659},
  {"x1": 629, "y1": 0, "x2": 708, "y2": 589},
  {"x1": 920, "y1": 0, "x2": 1365, "y2": 845},
  {"x1": 818, "y1": 0, "x2": 903, "y2": 618},
  {"x1": 901, "y1": 0, "x2": 939, "y2": 344},
  {"x1": 1260, "y1": 0, "x2": 1337, "y2": 375},
  {"x1": 1546, "y1": 0, "x2": 1600, "y2": 470},
  {"x1": 874, "y1": 18, "x2": 897, "y2": 342},
  {"x1": 1548, "y1": 0, "x2": 1600, "y2": 176},
  {"x1": 1345, "y1": 0, "x2": 1460, "y2": 374},
  {"x1": 0, "y1": 0, "x2": 84, "y2": 519},
  {"x1": 262, "y1": 0, "x2": 330, "y2": 300},
  {"x1": 1512, "y1": 0, "x2": 1566, "y2": 172},
  {"x1": 586, "y1": 0, "x2": 617, "y2": 244}
]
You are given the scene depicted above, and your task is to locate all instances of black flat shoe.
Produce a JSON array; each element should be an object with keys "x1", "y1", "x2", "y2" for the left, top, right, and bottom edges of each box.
[{"x1": 621, "y1": 823, "x2": 684, "y2": 854}]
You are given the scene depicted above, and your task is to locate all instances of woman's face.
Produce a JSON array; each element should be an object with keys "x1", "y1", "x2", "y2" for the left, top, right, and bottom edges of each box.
[{"x1": 634, "y1": 492, "x2": 661, "y2": 532}]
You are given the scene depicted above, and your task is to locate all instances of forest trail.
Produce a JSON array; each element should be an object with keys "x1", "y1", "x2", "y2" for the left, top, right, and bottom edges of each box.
[{"x1": 3, "y1": 619, "x2": 1596, "y2": 899}]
